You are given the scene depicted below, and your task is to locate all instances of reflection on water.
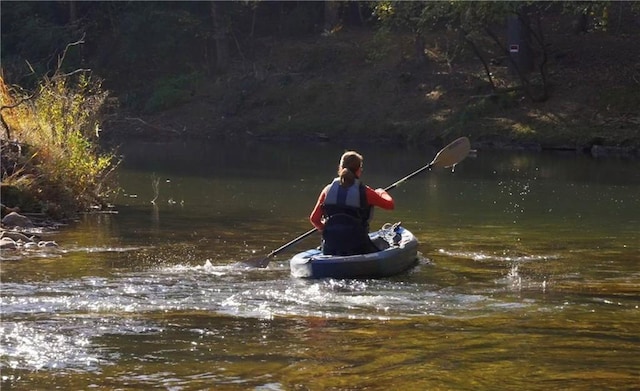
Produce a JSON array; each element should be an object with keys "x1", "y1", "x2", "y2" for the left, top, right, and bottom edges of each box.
[{"x1": 1, "y1": 141, "x2": 639, "y2": 390}]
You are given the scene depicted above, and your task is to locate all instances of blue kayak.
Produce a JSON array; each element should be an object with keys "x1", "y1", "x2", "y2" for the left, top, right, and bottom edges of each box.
[{"x1": 290, "y1": 223, "x2": 419, "y2": 279}]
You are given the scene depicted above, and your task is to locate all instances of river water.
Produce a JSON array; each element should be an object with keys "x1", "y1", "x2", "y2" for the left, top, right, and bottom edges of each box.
[{"x1": 1, "y1": 140, "x2": 638, "y2": 390}]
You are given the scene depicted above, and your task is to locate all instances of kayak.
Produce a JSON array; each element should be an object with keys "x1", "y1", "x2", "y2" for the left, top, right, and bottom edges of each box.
[{"x1": 289, "y1": 223, "x2": 419, "y2": 279}]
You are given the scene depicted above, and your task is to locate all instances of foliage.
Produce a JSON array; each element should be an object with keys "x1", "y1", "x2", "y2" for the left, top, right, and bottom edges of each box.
[
  {"x1": 0, "y1": 2, "x2": 77, "y2": 87},
  {"x1": 143, "y1": 72, "x2": 204, "y2": 113},
  {"x1": 372, "y1": 1, "x2": 462, "y2": 34},
  {"x1": 560, "y1": 1, "x2": 611, "y2": 32},
  {"x1": 0, "y1": 69, "x2": 117, "y2": 218},
  {"x1": 372, "y1": 1, "x2": 555, "y2": 100},
  {"x1": 365, "y1": 27, "x2": 395, "y2": 64},
  {"x1": 1, "y1": 1, "x2": 639, "y2": 152}
]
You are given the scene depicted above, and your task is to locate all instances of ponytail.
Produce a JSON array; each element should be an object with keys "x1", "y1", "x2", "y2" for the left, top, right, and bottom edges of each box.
[
  {"x1": 339, "y1": 167, "x2": 357, "y2": 187},
  {"x1": 338, "y1": 151, "x2": 363, "y2": 187}
]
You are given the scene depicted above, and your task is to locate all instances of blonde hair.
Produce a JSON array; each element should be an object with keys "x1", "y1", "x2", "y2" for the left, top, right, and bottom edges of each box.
[{"x1": 338, "y1": 151, "x2": 363, "y2": 187}]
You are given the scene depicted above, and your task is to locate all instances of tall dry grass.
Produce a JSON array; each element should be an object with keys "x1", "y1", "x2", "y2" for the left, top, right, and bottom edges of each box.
[{"x1": 0, "y1": 71, "x2": 117, "y2": 217}]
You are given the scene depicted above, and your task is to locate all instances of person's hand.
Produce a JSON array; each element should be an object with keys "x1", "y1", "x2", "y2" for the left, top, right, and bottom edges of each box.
[{"x1": 374, "y1": 188, "x2": 394, "y2": 206}]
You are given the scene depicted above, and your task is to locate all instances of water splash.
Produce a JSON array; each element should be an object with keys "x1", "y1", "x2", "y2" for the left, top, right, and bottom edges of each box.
[
  {"x1": 0, "y1": 257, "x2": 538, "y2": 372},
  {"x1": 0, "y1": 317, "x2": 120, "y2": 371},
  {"x1": 437, "y1": 248, "x2": 557, "y2": 263}
]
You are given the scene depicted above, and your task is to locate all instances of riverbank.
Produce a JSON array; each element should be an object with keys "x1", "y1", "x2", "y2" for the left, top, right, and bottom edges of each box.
[{"x1": 101, "y1": 29, "x2": 639, "y2": 157}]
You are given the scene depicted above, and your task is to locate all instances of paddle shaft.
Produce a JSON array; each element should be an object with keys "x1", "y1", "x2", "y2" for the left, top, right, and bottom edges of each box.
[
  {"x1": 384, "y1": 163, "x2": 432, "y2": 192},
  {"x1": 386, "y1": 137, "x2": 471, "y2": 191},
  {"x1": 266, "y1": 227, "x2": 317, "y2": 259}
]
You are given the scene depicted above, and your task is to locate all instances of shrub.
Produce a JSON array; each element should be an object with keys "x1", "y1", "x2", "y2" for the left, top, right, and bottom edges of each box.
[
  {"x1": 143, "y1": 72, "x2": 203, "y2": 113},
  {"x1": 0, "y1": 71, "x2": 118, "y2": 218}
]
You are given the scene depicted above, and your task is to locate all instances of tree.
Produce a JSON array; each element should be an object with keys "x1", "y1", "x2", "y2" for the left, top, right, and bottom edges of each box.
[
  {"x1": 372, "y1": 1, "x2": 440, "y2": 66},
  {"x1": 372, "y1": 1, "x2": 557, "y2": 102},
  {"x1": 210, "y1": 1, "x2": 230, "y2": 73},
  {"x1": 455, "y1": 2, "x2": 549, "y2": 101}
]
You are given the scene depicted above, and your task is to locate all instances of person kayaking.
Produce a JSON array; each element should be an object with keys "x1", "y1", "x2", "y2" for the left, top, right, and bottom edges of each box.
[{"x1": 309, "y1": 150, "x2": 395, "y2": 256}]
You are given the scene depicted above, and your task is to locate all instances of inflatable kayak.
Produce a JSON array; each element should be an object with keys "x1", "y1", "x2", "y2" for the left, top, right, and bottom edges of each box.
[{"x1": 290, "y1": 223, "x2": 419, "y2": 279}]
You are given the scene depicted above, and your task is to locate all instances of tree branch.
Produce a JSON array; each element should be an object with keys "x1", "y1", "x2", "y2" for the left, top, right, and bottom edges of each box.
[
  {"x1": 56, "y1": 33, "x2": 86, "y2": 73},
  {"x1": 460, "y1": 29, "x2": 496, "y2": 91},
  {"x1": 123, "y1": 117, "x2": 184, "y2": 135}
]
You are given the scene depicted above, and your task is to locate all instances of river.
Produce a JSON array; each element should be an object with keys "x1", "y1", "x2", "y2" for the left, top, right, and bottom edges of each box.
[{"x1": 1, "y1": 140, "x2": 638, "y2": 390}]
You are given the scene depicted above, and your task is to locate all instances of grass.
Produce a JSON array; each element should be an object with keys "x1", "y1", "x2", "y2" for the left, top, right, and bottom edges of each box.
[{"x1": 0, "y1": 72, "x2": 118, "y2": 218}]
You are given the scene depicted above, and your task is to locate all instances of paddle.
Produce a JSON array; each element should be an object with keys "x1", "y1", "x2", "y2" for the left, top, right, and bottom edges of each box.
[{"x1": 240, "y1": 136, "x2": 471, "y2": 268}]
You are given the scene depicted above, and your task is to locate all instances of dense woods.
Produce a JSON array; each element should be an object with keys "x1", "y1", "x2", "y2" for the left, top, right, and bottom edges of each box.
[{"x1": 1, "y1": 1, "x2": 639, "y2": 217}]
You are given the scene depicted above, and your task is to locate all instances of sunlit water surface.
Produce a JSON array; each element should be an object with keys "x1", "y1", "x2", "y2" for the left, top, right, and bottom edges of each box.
[{"x1": 1, "y1": 141, "x2": 638, "y2": 390}]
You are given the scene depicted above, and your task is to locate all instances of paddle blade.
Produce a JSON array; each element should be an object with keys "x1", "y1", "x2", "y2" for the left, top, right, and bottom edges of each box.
[
  {"x1": 237, "y1": 256, "x2": 270, "y2": 268},
  {"x1": 430, "y1": 137, "x2": 471, "y2": 168}
]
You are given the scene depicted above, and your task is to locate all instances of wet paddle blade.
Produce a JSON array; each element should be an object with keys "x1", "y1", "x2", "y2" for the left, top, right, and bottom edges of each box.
[
  {"x1": 238, "y1": 256, "x2": 270, "y2": 268},
  {"x1": 430, "y1": 137, "x2": 471, "y2": 168},
  {"x1": 238, "y1": 228, "x2": 318, "y2": 269}
]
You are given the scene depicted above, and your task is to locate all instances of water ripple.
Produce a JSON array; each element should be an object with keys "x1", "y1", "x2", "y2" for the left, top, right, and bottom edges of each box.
[{"x1": 0, "y1": 259, "x2": 528, "y2": 372}]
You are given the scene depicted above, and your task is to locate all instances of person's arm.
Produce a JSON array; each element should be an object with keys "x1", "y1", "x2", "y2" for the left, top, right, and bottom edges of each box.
[
  {"x1": 309, "y1": 187, "x2": 328, "y2": 230},
  {"x1": 365, "y1": 186, "x2": 395, "y2": 210}
]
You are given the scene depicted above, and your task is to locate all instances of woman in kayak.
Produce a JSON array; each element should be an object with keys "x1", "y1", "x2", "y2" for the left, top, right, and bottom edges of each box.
[{"x1": 309, "y1": 150, "x2": 394, "y2": 256}]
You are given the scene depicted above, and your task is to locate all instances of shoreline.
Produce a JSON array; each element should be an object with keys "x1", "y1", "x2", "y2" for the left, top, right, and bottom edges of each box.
[{"x1": 101, "y1": 123, "x2": 640, "y2": 160}]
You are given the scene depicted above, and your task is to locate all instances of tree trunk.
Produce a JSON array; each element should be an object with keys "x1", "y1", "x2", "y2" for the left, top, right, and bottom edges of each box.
[
  {"x1": 69, "y1": 1, "x2": 77, "y2": 23},
  {"x1": 324, "y1": 0, "x2": 339, "y2": 32},
  {"x1": 507, "y1": 13, "x2": 533, "y2": 74},
  {"x1": 572, "y1": 10, "x2": 589, "y2": 34},
  {"x1": 211, "y1": 1, "x2": 229, "y2": 73},
  {"x1": 461, "y1": 29, "x2": 496, "y2": 91},
  {"x1": 414, "y1": 34, "x2": 428, "y2": 66}
]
